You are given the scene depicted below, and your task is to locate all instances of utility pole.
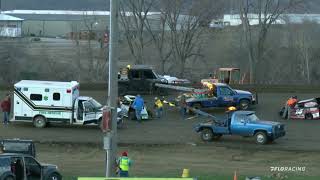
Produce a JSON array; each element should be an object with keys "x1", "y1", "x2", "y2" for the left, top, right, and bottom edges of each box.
[{"x1": 105, "y1": 0, "x2": 119, "y2": 177}]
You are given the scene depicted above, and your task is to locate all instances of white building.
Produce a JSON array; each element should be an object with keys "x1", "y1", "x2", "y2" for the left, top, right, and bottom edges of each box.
[
  {"x1": 0, "y1": 14, "x2": 24, "y2": 37},
  {"x1": 210, "y1": 14, "x2": 320, "y2": 27}
]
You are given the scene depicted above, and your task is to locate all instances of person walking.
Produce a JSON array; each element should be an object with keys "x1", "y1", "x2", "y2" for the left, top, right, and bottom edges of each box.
[
  {"x1": 1, "y1": 94, "x2": 11, "y2": 125},
  {"x1": 117, "y1": 151, "x2": 132, "y2": 177},
  {"x1": 132, "y1": 95, "x2": 144, "y2": 122},
  {"x1": 154, "y1": 97, "x2": 163, "y2": 119}
]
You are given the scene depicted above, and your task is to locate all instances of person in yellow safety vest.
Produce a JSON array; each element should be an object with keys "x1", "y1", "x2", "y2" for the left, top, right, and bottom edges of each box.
[
  {"x1": 154, "y1": 97, "x2": 164, "y2": 119},
  {"x1": 117, "y1": 151, "x2": 132, "y2": 177}
]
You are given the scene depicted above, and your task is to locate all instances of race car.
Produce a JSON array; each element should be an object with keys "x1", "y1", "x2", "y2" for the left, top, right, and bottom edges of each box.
[
  {"x1": 119, "y1": 95, "x2": 153, "y2": 120},
  {"x1": 279, "y1": 97, "x2": 320, "y2": 120}
]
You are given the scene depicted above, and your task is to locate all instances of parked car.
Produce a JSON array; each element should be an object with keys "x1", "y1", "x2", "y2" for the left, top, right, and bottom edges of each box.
[
  {"x1": 279, "y1": 97, "x2": 320, "y2": 120},
  {"x1": 194, "y1": 111, "x2": 286, "y2": 144},
  {"x1": 0, "y1": 139, "x2": 36, "y2": 158},
  {"x1": 0, "y1": 153, "x2": 62, "y2": 180}
]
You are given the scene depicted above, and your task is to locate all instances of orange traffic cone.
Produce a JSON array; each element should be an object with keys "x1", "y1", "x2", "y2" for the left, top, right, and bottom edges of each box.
[{"x1": 233, "y1": 171, "x2": 237, "y2": 180}]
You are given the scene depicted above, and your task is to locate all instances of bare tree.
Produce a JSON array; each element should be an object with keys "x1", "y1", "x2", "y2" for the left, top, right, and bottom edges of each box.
[
  {"x1": 144, "y1": 11, "x2": 172, "y2": 73},
  {"x1": 69, "y1": 21, "x2": 82, "y2": 81},
  {"x1": 293, "y1": 21, "x2": 319, "y2": 84},
  {"x1": 162, "y1": 0, "x2": 212, "y2": 77},
  {"x1": 238, "y1": 0, "x2": 302, "y2": 83},
  {"x1": 82, "y1": 11, "x2": 98, "y2": 81},
  {"x1": 119, "y1": 0, "x2": 155, "y2": 64}
]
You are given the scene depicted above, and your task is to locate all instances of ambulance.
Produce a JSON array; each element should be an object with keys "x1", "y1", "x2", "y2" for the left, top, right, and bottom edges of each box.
[{"x1": 13, "y1": 80, "x2": 104, "y2": 128}]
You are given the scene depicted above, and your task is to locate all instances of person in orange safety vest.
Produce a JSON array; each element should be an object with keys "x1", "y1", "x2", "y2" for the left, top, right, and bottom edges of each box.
[{"x1": 282, "y1": 96, "x2": 298, "y2": 120}]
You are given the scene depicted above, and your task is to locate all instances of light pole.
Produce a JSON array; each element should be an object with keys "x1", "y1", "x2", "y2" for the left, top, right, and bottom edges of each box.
[{"x1": 105, "y1": 0, "x2": 119, "y2": 177}]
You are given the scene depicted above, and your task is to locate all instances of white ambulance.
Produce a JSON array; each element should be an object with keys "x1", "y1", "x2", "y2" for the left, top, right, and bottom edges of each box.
[{"x1": 13, "y1": 80, "x2": 104, "y2": 128}]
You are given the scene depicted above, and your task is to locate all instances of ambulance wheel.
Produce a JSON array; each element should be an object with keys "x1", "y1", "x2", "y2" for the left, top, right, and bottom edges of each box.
[{"x1": 33, "y1": 116, "x2": 47, "y2": 128}]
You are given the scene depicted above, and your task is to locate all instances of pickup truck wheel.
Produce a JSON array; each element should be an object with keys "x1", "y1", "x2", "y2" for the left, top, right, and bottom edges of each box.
[
  {"x1": 201, "y1": 128, "x2": 213, "y2": 142},
  {"x1": 239, "y1": 100, "x2": 250, "y2": 110},
  {"x1": 33, "y1": 116, "x2": 47, "y2": 128},
  {"x1": 255, "y1": 131, "x2": 267, "y2": 145}
]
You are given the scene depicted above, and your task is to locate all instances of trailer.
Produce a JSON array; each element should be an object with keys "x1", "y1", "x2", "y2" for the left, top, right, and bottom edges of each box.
[{"x1": 13, "y1": 80, "x2": 104, "y2": 128}]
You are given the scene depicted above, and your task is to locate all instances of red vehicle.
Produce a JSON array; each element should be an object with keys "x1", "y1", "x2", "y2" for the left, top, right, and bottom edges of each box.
[{"x1": 280, "y1": 98, "x2": 320, "y2": 120}]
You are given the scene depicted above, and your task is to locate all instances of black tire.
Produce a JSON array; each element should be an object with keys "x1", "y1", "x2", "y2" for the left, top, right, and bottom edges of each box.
[
  {"x1": 200, "y1": 128, "x2": 213, "y2": 142},
  {"x1": 33, "y1": 116, "x2": 47, "y2": 128},
  {"x1": 305, "y1": 113, "x2": 313, "y2": 120},
  {"x1": 239, "y1": 99, "x2": 250, "y2": 110},
  {"x1": 255, "y1": 131, "x2": 267, "y2": 145},
  {"x1": 46, "y1": 172, "x2": 61, "y2": 180},
  {"x1": 4, "y1": 176, "x2": 15, "y2": 180}
]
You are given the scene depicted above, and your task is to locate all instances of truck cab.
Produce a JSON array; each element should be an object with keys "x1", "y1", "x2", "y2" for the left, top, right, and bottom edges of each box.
[
  {"x1": 194, "y1": 111, "x2": 286, "y2": 144},
  {"x1": 186, "y1": 83, "x2": 256, "y2": 110},
  {"x1": 73, "y1": 96, "x2": 103, "y2": 125},
  {"x1": 0, "y1": 153, "x2": 61, "y2": 180},
  {"x1": 118, "y1": 65, "x2": 167, "y2": 95}
]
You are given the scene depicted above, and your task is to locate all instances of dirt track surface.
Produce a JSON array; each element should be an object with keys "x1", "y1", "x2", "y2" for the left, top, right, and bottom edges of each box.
[{"x1": 1, "y1": 91, "x2": 320, "y2": 152}]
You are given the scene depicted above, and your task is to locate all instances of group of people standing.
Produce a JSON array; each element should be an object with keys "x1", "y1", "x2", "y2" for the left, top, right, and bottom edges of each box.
[{"x1": 131, "y1": 93, "x2": 188, "y2": 122}]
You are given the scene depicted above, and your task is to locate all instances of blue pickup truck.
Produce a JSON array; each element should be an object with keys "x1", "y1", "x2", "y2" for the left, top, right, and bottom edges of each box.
[
  {"x1": 194, "y1": 111, "x2": 286, "y2": 144},
  {"x1": 186, "y1": 83, "x2": 256, "y2": 110}
]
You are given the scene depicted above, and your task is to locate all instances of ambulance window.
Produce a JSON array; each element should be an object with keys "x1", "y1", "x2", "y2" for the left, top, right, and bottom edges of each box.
[
  {"x1": 53, "y1": 93, "x2": 60, "y2": 101},
  {"x1": 30, "y1": 94, "x2": 42, "y2": 101}
]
